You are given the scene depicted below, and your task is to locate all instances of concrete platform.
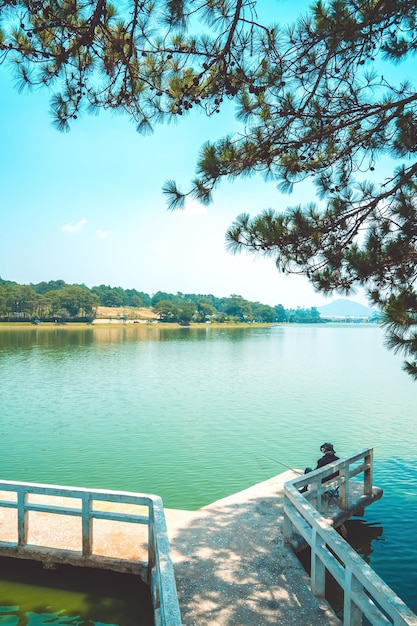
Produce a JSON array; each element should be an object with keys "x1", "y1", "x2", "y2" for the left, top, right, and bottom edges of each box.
[
  {"x1": 165, "y1": 470, "x2": 340, "y2": 625},
  {"x1": 0, "y1": 472, "x2": 342, "y2": 625}
]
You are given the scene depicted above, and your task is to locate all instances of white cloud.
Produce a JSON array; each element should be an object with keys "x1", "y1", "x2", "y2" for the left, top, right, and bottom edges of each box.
[
  {"x1": 62, "y1": 217, "x2": 87, "y2": 233},
  {"x1": 182, "y1": 198, "x2": 207, "y2": 216},
  {"x1": 96, "y1": 229, "x2": 109, "y2": 239}
]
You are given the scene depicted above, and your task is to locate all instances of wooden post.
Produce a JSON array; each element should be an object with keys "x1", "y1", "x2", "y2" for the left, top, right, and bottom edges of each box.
[{"x1": 311, "y1": 528, "x2": 325, "y2": 598}]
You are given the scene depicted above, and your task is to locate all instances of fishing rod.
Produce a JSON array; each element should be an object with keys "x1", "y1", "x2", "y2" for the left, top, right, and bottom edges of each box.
[{"x1": 261, "y1": 454, "x2": 304, "y2": 476}]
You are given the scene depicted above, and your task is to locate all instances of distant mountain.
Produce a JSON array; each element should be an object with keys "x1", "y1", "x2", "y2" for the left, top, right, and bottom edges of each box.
[{"x1": 317, "y1": 298, "x2": 376, "y2": 318}]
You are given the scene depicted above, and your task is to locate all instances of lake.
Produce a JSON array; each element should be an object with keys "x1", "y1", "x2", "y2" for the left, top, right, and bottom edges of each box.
[{"x1": 0, "y1": 323, "x2": 416, "y2": 621}]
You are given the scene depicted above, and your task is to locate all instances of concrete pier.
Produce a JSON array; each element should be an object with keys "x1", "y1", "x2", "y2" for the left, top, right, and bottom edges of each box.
[
  {"x1": 0, "y1": 470, "x2": 340, "y2": 625},
  {"x1": 3, "y1": 449, "x2": 415, "y2": 625},
  {"x1": 165, "y1": 470, "x2": 340, "y2": 625}
]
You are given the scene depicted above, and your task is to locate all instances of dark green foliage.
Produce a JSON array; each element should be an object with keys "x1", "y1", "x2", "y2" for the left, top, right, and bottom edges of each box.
[
  {"x1": 0, "y1": 0, "x2": 258, "y2": 130},
  {"x1": 251, "y1": 302, "x2": 278, "y2": 323},
  {"x1": 151, "y1": 291, "x2": 183, "y2": 307},
  {"x1": 153, "y1": 299, "x2": 180, "y2": 321},
  {"x1": 177, "y1": 300, "x2": 196, "y2": 325},
  {"x1": 274, "y1": 304, "x2": 287, "y2": 323},
  {"x1": 0, "y1": 281, "x2": 99, "y2": 320},
  {"x1": 381, "y1": 290, "x2": 417, "y2": 379},
  {"x1": 30, "y1": 280, "x2": 67, "y2": 294},
  {"x1": 222, "y1": 294, "x2": 253, "y2": 321},
  {"x1": 286, "y1": 307, "x2": 322, "y2": 323},
  {"x1": 0, "y1": 277, "x2": 330, "y2": 324},
  {"x1": 91, "y1": 284, "x2": 150, "y2": 307}
]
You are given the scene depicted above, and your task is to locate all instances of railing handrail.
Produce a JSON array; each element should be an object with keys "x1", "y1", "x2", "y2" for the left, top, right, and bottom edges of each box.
[
  {"x1": 0, "y1": 478, "x2": 159, "y2": 502},
  {"x1": 0, "y1": 479, "x2": 182, "y2": 626},
  {"x1": 283, "y1": 448, "x2": 417, "y2": 626}
]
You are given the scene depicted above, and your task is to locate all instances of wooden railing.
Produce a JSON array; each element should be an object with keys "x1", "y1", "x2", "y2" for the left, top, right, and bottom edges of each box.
[
  {"x1": 0, "y1": 479, "x2": 182, "y2": 626},
  {"x1": 283, "y1": 448, "x2": 417, "y2": 626}
]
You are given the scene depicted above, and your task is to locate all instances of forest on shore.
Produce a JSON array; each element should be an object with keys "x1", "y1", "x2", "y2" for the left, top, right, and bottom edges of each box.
[{"x1": 0, "y1": 277, "x2": 323, "y2": 324}]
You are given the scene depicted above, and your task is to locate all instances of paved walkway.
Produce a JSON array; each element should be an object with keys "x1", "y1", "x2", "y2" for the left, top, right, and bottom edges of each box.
[{"x1": 164, "y1": 470, "x2": 341, "y2": 625}]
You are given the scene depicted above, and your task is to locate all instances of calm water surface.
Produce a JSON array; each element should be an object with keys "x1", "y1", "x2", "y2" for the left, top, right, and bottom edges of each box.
[{"x1": 0, "y1": 323, "x2": 416, "y2": 619}]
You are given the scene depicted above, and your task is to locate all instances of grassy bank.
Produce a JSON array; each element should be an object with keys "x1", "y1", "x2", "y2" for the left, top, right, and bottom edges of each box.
[{"x1": 0, "y1": 305, "x2": 276, "y2": 329}]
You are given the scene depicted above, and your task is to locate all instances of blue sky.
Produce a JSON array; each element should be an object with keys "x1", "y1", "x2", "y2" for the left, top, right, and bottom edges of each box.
[{"x1": 0, "y1": 0, "x2": 377, "y2": 308}]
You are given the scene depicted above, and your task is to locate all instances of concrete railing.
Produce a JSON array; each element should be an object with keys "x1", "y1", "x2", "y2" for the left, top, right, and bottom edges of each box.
[
  {"x1": 0, "y1": 479, "x2": 182, "y2": 626},
  {"x1": 283, "y1": 448, "x2": 417, "y2": 626}
]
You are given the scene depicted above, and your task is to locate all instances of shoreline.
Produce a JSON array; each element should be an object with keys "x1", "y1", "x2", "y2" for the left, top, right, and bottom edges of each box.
[{"x1": 0, "y1": 321, "x2": 276, "y2": 330}]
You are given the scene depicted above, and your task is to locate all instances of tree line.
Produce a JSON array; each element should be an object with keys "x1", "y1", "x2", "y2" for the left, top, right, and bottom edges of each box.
[{"x1": 0, "y1": 278, "x2": 321, "y2": 324}]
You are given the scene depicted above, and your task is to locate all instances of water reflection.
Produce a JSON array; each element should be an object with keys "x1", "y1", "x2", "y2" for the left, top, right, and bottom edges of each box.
[
  {"x1": 343, "y1": 518, "x2": 384, "y2": 563},
  {"x1": 0, "y1": 328, "x2": 97, "y2": 351},
  {"x1": 0, "y1": 324, "x2": 269, "y2": 352}
]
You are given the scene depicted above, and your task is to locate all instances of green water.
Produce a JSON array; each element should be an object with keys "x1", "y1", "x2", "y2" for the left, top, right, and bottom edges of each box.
[
  {"x1": 0, "y1": 323, "x2": 416, "y2": 618},
  {"x1": 0, "y1": 559, "x2": 153, "y2": 626}
]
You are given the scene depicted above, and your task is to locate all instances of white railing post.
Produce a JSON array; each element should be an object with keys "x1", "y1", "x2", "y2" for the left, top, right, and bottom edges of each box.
[
  {"x1": 82, "y1": 493, "x2": 93, "y2": 556},
  {"x1": 343, "y1": 569, "x2": 362, "y2": 626},
  {"x1": 148, "y1": 503, "x2": 156, "y2": 585},
  {"x1": 364, "y1": 449, "x2": 373, "y2": 497},
  {"x1": 17, "y1": 488, "x2": 28, "y2": 547},
  {"x1": 311, "y1": 528, "x2": 325, "y2": 598},
  {"x1": 282, "y1": 502, "x2": 293, "y2": 547},
  {"x1": 316, "y1": 481, "x2": 324, "y2": 513},
  {"x1": 310, "y1": 479, "x2": 318, "y2": 510},
  {"x1": 338, "y1": 461, "x2": 349, "y2": 510}
]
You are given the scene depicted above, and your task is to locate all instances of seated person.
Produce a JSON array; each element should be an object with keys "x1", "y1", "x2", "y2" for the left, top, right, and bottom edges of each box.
[
  {"x1": 300, "y1": 443, "x2": 339, "y2": 493},
  {"x1": 316, "y1": 443, "x2": 339, "y2": 475}
]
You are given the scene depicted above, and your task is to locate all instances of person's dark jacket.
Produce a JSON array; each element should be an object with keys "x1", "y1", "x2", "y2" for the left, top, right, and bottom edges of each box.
[
  {"x1": 316, "y1": 452, "x2": 339, "y2": 483},
  {"x1": 316, "y1": 452, "x2": 339, "y2": 469}
]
